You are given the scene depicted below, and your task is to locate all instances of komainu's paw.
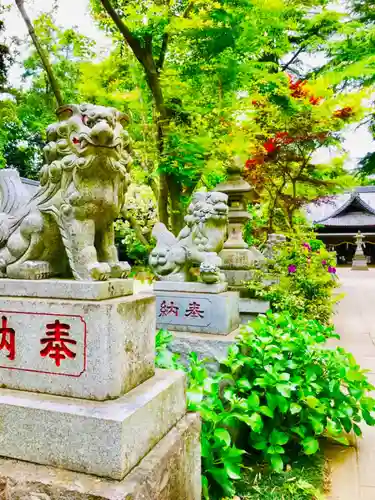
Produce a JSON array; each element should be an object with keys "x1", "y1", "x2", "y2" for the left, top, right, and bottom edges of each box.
[
  {"x1": 88, "y1": 262, "x2": 111, "y2": 281},
  {"x1": 7, "y1": 260, "x2": 53, "y2": 280},
  {"x1": 199, "y1": 261, "x2": 220, "y2": 284},
  {"x1": 110, "y1": 261, "x2": 131, "y2": 279}
]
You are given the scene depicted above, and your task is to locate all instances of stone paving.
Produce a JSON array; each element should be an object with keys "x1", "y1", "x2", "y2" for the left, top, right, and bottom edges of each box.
[{"x1": 328, "y1": 268, "x2": 375, "y2": 500}]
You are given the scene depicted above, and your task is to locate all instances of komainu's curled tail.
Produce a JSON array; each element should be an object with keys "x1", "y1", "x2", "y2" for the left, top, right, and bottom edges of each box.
[
  {"x1": 0, "y1": 169, "x2": 32, "y2": 215},
  {"x1": 0, "y1": 169, "x2": 33, "y2": 246}
]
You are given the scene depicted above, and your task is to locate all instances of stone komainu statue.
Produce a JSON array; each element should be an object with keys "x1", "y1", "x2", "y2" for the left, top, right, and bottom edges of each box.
[
  {"x1": 0, "y1": 103, "x2": 133, "y2": 281},
  {"x1": 149, "y1": 191, "x2": 229, "y2": 284}
]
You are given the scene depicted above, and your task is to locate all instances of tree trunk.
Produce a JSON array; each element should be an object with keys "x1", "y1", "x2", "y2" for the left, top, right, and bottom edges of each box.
[
  {"x1": 158, "y1": 173, "x2": 169, "y2": 226},
  {"x1": 99, "y1": 0, "x2": 186, "y2": 233},
  {"x1": 168, "y1": 177, "x2": 184, "y2": 235},
  {"x1": 15, "y1": 0, "x2": 63, "y2": 107},
  {"x1": 125, "y1": 214, "x2": 150, "y2": 247}
]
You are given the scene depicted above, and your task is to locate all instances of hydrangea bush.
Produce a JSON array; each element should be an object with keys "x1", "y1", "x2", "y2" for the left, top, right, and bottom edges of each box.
[
  {"x1": 163, "y1": 312, "x2": 375, "y2": 499},
  {"x1": 248, "y1": 234, "x2": 339, "y2": 323}
]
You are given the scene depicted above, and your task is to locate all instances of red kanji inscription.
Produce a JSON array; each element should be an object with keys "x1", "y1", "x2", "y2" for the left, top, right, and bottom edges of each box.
[
  {"x1": 185, "y1": 301, "x2": 204, "y2": 319},
  {"x1": 0, "y1": 316, "x2": 15, "y2": 360},
  {"x1": 159, "y1": 300, "x2": 179, "y2": 317},
  {"x1": 40, "y1": 320, "x2": 77, "y2": 367}
]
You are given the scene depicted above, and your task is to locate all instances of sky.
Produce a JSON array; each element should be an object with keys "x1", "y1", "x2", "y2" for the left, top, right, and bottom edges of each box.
[{"x1": 2, "y1": 0, "x2": 375, "y2": 170}]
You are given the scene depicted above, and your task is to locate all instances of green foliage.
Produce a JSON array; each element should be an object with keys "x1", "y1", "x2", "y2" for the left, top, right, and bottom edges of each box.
[
  {"x1": 115, "y1": 220, "x2": 149, "y2": 264},
  {"x1": 248, "y1": 234, "x2": 338, "y2": 323},
  {"x1": 182, "y1": 312, "x2": 375, "y2": 499},
  {"x1": 0, "y1": 8, "x2": 12, "y2": 90},
  {"x1": 236, "y1": 453, "x2": 326, "y2": 499},
  {"x1": 155, "y1": 329, "x2": 184, "y2": 370},
  {"x1": 114, "y1": 185, "x2": 157, "y2": 264}
]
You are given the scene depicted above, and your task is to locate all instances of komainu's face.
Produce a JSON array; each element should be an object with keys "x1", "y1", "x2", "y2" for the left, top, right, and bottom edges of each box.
[{"x1": 43, "y1": 103, "x2": 131, "y2": 165}]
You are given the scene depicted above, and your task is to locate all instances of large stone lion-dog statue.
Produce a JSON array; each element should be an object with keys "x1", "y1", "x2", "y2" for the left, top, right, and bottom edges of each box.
[
  {"x1": 0, "y1": 103, "x2": 133, "y2": 281},
  {"x1": 149, "y1": 191, "x2": 229, "y2": 284}
]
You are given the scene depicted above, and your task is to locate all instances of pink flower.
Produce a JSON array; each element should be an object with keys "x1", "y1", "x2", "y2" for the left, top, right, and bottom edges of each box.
[
  {"x1": 288, "y1": 264, "x2": 297, "y2": 273},
  {"x1": 328, "y1": 266, "x2": 336, "y2": 274},
  {"x1": 303, "y1": 242, "x2": 312, "y2": 251},
  {"x1": 322, "y1": 260, "x2": 327, "y2": 266}
]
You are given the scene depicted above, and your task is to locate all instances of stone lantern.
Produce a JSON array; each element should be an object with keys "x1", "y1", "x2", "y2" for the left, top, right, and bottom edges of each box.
[
  {"x1": 216, "y1": 156, "x2": 265, "y2": 292},
  {"x1": 352, "y1": 230, "x2": 369, "y2": 271}
]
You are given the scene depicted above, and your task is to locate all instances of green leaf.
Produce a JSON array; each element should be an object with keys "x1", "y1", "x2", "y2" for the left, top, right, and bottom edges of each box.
[
  {"x1": 305, "y1": 396, "x2": 320, "y2": 409},
  {"x1": 276, "y1": 383, "x2": 291, "y2": 397},
  {"x1": 309, "y1": 416, "x2": 324, "y2": 434},
  {"x1": 224, "y1": 461, "x2": 241, "y2": 480},
  {"x1": 202, "y1": 475, "x2": 209, "y2": 500},
  {"x1": 277, "y1": 395, "x2": 290, "y2": 413},
  {"x1": 267, "y1": 445, "x2": 285, "y2": 454},
  {"x1": 252, "y1": 440, "x2": 268, "y2": 450},
  {"x1": 290, "y1": 403, "x2": 302, "y2": 414},
  {"x1": 259, "y1": 405, "x2": 274, "y2": 418},
  {"x1": 237, "y1": 377, "x2": 252, "y2": 391},
  {"x1": 302, "y1": 437, "x2": 320, "y2": 455},
  {"x1": 248, "y1": 412, "x2": 263, "y2": 433},
  {"x1": 270, "y1": 429, "x2": 289, "y2": 445},
  {"x1": 331, "y1": 435, "x2": 350, "y2": 446},
  {"x1": 214, "y1": 428, "x2": 231, "y2": 447},
  {"x1": 247, "y1": 392, "x2": 260, "y2": 409},
  {"x1": 270, "y1": 453, "x2": 284, "y2": 472},
  {"x1": 223, "y1": 446, "x2": 246, "y2": 460},
  {"x1": 266, "y1": 393, "x2": 279, "y2": 411},
  {"x1": 353, "y1": 423, "x2": 362, "y2": 437},
  {"x1": 187, "y1": 387, "x2": 203, "y2": 404},
  {"x1": 208, "y1": 467, "x2": 235, "y2": 496}
]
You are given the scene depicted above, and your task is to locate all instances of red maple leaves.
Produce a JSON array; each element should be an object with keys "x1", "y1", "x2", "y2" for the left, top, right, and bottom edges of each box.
[{"x1": 245, "y1": 74, "x2": 354, "y2": 172}]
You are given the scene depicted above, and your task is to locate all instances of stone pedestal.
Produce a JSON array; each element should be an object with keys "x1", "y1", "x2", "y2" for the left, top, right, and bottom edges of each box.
[
  {"x1": 0, "y1": 279, "x2": 200, "y2": 499},
  {"x1": 0, "y1": 413, "x2": 201, "y2": 500},
  {"x1": 155, "y1": 281, "x2": 240, "y2": 371},
  {"x1": 0, "y1": 280, "x2": 153, "y2": 400},
  {"x1": 239, "y1": 298, "x2": 270, "y2": 324},
  {"x1": 0, "y1": 370, "x2": 185, "y2": 479},
  {"x1": 155, "y1": 281, "x2": 240, "y2": 335}
]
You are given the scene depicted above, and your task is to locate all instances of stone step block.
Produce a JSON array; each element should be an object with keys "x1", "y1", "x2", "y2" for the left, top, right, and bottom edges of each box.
[
  {"x1": 0, "y1": 369, "x2": 186, "y2": 480},
  {"x1": 0, "y1": 287, "x2": 155, "y2": 400},
  {"x1": 0, "y1": 278, "x2": 134, "y2": 301},
  {"x1": 0, "y1": 413, "x2": 201, "y2": 500},
  {"x1": 169, "y1": 329, "x2": 240, "y2": 373}
]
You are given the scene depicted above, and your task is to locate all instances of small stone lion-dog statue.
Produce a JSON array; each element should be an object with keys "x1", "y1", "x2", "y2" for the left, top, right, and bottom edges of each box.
[
  {"x1": 149, "y1": 191, "x2": 229, "y2": 284},
  {"x1": 0, "y1": 103, "x2": 133, "y2": 281}
]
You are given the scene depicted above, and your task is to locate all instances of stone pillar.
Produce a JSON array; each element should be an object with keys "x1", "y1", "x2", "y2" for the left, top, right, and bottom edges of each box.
[
  {"x1": 0, "y1": 279, "x2": 201, "y2": 499},
  {"x1": 352, "y1": 231, "x2": 369, "y2": 271}
]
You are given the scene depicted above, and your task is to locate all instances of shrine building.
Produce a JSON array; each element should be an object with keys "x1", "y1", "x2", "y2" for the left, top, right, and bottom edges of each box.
[{"x1": 305, "y1": 186, "x2": 375, "y2": 265}]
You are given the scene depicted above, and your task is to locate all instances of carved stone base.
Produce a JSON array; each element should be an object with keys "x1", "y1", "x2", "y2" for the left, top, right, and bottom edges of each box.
[
  {"x1": 352, "y1": 258, "x2": 369, "y2": 271},
  {"x1": 0, "y1": 413, "x2": 201, "y2": 500},
  {"x1": 0, "y1": 284, "x2": 155, "y2": 400},
  {"x1": 156, "y1": 290, "x2": 240, "y2": 335},
  {"x1": 0, "y1": 370, "x2": 186, "y2": 480}
]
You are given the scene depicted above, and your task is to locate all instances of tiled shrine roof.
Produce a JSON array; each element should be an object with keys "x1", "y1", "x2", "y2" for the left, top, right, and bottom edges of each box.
[{"x1": 305, "y1": 186, "x2": 375, "y2": 227}]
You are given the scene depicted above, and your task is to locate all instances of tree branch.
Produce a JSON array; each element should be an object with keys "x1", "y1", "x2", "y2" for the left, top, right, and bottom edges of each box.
[
  {"x1": 157, "y1": 33, "x2": 169, "y2": 72},
  {"x1": 182, "y1": 1, "x2": 195, "y2": 18},
  {"x1": 99, "y1": 0, "x2": 145, "y2": 64},
  {"x1": 281, "y1": 46, "x2": 305, "y2": 72},
  {"x1": 15, "y1": 0, "x2": 63, "y2": 107}
]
